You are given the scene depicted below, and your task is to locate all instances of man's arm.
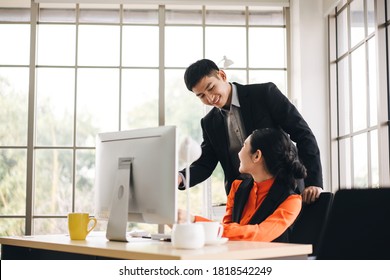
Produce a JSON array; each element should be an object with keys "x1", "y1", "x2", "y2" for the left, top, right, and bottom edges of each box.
[
  {"x1": 263, "y1": 83, "x2": 323, "y2": 189},
  {"x1": 178, "y1": 118, "x2": 219, "y2": 189},
  {"x1": 250, "y1": 83, "x2": 323, "y2": 204}
]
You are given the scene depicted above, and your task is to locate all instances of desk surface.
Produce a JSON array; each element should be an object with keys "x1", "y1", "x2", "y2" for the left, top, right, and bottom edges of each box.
[{"x1": 0, "y1": 232, "x2": 312, "y2": 260}]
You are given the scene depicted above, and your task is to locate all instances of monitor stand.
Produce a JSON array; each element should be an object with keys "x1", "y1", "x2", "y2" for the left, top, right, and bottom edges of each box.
[{"x1": 106, "y1": 158, "x2": 133, "y2": 242}]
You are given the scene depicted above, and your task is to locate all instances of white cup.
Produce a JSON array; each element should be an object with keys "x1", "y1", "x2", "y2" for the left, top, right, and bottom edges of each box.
[
  {"x1": 198, "y1": 221, "x2": 224, "y2": 244},
  {"x1": 171, "y1": 223, "x2": 205, "y2": 249}
]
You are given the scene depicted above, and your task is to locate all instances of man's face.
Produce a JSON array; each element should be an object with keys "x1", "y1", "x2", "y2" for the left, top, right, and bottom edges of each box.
[{"x1": 191, "y1": 70, "x2": 232, "y2": 109}]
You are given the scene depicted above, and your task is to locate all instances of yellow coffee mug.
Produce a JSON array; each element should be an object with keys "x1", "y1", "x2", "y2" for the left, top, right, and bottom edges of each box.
[{"x1": 68, "y1": 212, "x2": 97, "y2": 240}]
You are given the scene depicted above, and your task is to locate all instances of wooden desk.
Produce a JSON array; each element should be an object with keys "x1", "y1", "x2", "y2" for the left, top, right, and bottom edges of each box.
[{"x1": 0, "y1": 232, "x2": 312, "y2": 260}]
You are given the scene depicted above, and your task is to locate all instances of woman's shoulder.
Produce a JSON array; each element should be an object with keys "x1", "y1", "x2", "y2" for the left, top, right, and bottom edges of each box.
[
  {"x1": 229, "y1": 179, "x2": 246, "y2": 194},
  {"x1": 231, "y1": 179, "x2": 243, "y2": 189}
]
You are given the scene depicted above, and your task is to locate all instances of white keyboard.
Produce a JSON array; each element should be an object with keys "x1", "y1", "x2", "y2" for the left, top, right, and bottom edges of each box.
[{"x1": 150, "y1": 233, "x2": 171, "y2": 241}]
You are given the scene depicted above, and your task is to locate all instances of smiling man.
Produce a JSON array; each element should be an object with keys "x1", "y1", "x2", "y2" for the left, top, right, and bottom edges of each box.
[{"x1": 178, "y1": 58, "x2": 323, "y2": 204}]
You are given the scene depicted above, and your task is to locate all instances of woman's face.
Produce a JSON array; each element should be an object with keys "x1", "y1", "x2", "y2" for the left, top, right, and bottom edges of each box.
[{"x1": 238, "y1": 135, "x2": 256, "y2": 174}]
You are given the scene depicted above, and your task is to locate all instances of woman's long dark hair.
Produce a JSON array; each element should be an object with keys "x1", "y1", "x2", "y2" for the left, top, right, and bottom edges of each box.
[{"x1": 249, "y1": 128, "x2": 307, "y2": 189}]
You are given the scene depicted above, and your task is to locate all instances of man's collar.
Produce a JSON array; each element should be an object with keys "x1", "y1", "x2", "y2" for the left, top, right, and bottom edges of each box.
[
  {"x1": 221, "y1": 83, "x2": 240, "y2": 113},
  {"x1": 231, "y1": 83, "x2": 240, "y2": 107}
]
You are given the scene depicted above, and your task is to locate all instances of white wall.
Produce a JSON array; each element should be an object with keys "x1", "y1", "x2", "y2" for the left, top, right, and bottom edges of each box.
[{"x1": 290, "y1": 0, "x2": 330, "y2": 190}]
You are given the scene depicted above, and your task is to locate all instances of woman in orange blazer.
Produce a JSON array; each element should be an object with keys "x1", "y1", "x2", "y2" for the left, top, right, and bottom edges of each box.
[{"x1": 179, "y1": 128, "x2": 306, "y2": 242}]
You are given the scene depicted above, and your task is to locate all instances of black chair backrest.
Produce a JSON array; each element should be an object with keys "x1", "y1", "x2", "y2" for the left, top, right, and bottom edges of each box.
[
  {"x1": 316, "y1": 188, "x2": 390, "y2": 260},
  {"x1": 290, "y1": 192, "x2": 334, "y2": 256}
]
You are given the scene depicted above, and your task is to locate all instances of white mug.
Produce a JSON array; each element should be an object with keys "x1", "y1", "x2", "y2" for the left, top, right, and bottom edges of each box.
[
  {"x1": 171, "y1": 223, "x2": 205, "y2": 249},
  {"x1": 198, "y1": 221, "x2": 224, "y2": 244}
]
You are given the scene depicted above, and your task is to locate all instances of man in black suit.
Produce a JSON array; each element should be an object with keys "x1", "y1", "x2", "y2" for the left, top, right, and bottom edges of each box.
[{"x1": 178, "y1": 59, "x2": 322, "y2": 203}]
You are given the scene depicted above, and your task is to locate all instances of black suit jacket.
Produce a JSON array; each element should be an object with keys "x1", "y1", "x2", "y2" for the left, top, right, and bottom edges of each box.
[{"x1": 181, "y1": 82, "x2": 323, "y2": 195}]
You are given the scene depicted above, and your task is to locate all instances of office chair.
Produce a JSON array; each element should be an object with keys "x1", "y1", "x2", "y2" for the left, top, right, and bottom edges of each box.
[
  {"x1": 316, "y1": 188, "x2": 390, "y2": 260},
  {"x1": 290, "y1": 192, "x2": 334, "y2": 257}
]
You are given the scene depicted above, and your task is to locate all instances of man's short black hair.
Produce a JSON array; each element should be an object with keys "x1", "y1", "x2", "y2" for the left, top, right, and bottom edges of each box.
[{"x1": 184, "y1": 59, "x2": 219, "y2": 91}]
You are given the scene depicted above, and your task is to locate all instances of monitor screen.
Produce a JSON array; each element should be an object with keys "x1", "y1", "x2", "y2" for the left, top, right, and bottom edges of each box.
[{"x1": 94, "y1": 126, "x2": 177, "y2": 241}]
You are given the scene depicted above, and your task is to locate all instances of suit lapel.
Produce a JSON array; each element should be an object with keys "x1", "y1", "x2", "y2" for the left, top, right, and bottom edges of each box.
[
  {"x1": 211, "y1": 108, "x2": 229, "y2": 153},
  {"x1": 234, "y1": 83, "x2": 254, "y2": 136}
]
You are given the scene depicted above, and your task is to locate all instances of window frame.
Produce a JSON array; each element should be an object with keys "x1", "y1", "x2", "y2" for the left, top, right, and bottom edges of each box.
[
  {"x1": 328, "y1": 0, "x2": 390, "y2": 192},
  {"x1": 0, "y1": 2, "x2": 290, "y2": 235}
]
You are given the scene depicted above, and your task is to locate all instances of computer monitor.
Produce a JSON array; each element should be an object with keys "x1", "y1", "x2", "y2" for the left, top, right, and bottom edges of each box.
[{"x1": 94, "y1": 126, "x2": 178, "y2": 242}]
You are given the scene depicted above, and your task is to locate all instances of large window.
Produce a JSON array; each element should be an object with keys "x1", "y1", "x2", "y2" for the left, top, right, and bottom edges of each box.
[
  {"x1": 329, "y1": 0, "x2": 390, "y2": 191},
  {"x1": 0, "y1": 2, "x2": 288, "y2": 236}
]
